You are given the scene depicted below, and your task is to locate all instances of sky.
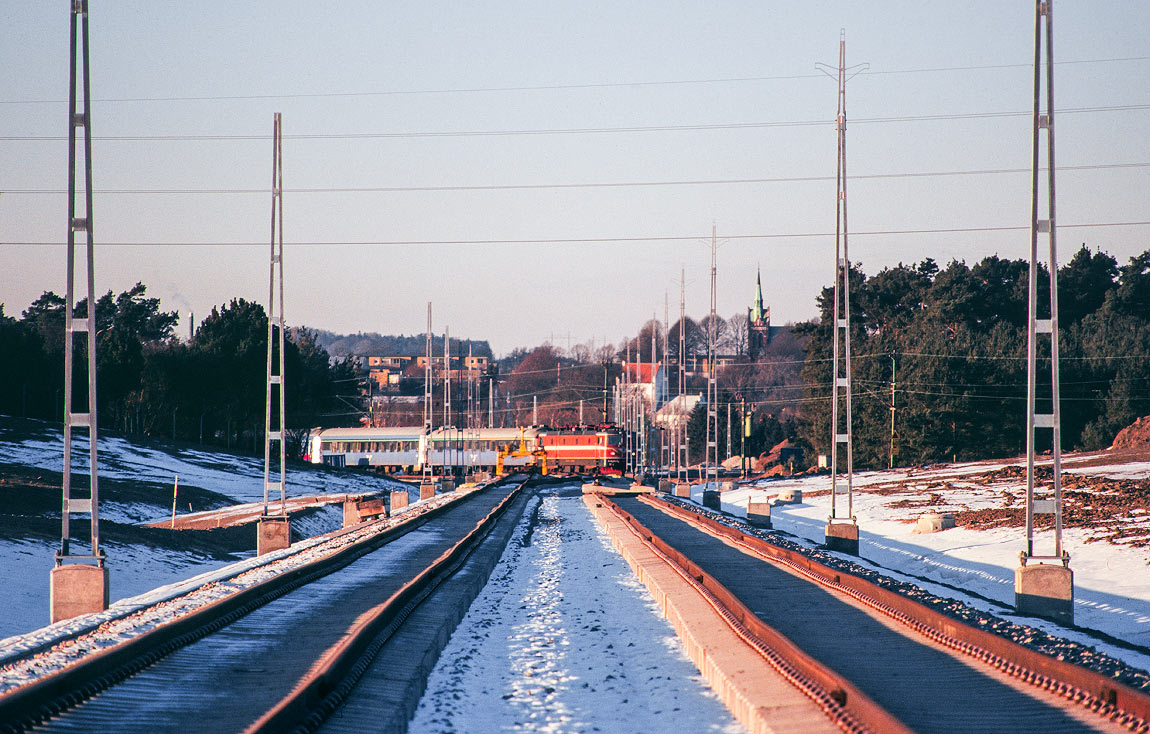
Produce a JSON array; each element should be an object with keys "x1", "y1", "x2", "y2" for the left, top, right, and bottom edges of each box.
[{"x1": 1, "y1": 1, "x2": 1147, "y2": 356}]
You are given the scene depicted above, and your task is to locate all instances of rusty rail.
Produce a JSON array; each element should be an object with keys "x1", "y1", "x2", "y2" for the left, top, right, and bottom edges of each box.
[
  {"x1": 246, "y1": 477, "x2": 528, "y2": 733},
  {"x1": 639, "y1": 492, "x2": 1150, "y2": 731},
  {"x1": 0, "y1": 480, "x2": 513, "y2": 733},
  {"x1": 595, "y1": 492, "x2": 911, "y2": 734}
]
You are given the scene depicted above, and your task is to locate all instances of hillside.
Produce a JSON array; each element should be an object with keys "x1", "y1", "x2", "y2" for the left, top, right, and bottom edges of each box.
[{"x1": 313, "y1": 330, "x2": 494, "y2": 360}]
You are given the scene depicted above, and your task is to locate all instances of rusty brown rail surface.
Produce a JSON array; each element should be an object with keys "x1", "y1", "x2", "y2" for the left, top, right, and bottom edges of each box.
[
  {"x1": 245, "y1": 478, "x2": 528, "y2": 733},
  {"x1": 144, "y1": 493, "x2": 375, "y2": 530},
  {"x1": 595, "y1": 492, "x2": 910, "y2": 734},
  {"x1": 0, "y1": 479, "x2": 522, "y2": 733},
  {"x1": 623, "y1": 492, "x2": 1150, "y2": 732}
]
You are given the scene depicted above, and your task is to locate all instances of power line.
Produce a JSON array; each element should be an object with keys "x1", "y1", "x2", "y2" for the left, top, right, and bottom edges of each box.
[
  {"x1": 3, "y1": 220, "x2": 1146, "y2": 249},
  {"x1": 1, "y1": 104, "x2": 1146, "y2": 142},
  {"x1": 3, "y1": 56, "x2": 1147, "y2": 105},
  {"x1": 4, "y1": 162, "x2": 1146, "y2": 196}
]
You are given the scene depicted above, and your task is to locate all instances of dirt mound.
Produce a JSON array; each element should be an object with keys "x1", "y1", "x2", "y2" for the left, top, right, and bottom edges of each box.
[{"x1": 1112, "y1": 415, "x2": 1150, "y2": 450}]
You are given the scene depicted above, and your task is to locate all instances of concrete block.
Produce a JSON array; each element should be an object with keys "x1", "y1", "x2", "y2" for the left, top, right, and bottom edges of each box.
[
  {"x1": 702, "y1": 489, "x2": 721, "y2": 511},
  {"x1": 419, "y1": 483, "x2": 437, "y2": 501},
  {"x1": 824, "y1": 520, "x2": 859, "y2": 555},
  {"x1": 390, "y1": 490, "x2": 409, "y2": 512},
  {"x1": 720, "y1": 481, "x2": 737, "y2": 492},
  {"x1": 257, "y1": 516, "x2": 291, "y2": 556},
  {"x1": 776, "y1": 488, "x2": 802, "y2": 504},
  {"x1": 746, "y1": 500, "x2": 772, "y2": 529},
  {"x1": 674, "y1": 482, "x2": 692, "y2": 498},
  {"x1": 356, "y1": 498, "x2": 386, "y2": 521},
  {"x1": 342, "y1": 499, "x2": 359, "y2": 528},
  {"x1": 50, "y1": 563, "x2": 109, "y2": 624},
  {"x1": 914, "y1": 511, "x2": 955, "y2": 534},
  {"x1": 440, "y1": 479, "x2": 455, "y2": 493},
  {"x1": 1015, "y1": 563, "x2": 1074, "y2": 624},
  {"x1": 658, "y1": 479, "x2": 674, "y2": 492}
]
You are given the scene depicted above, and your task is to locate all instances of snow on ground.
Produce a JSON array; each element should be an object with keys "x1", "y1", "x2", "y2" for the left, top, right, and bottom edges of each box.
[
  {"x1": 690, "y1": 455, "x2": 1150, "y2": 676},
  {"x1": 0, "y1": 417, "x2": 407, "y2": 640},
  {"x1": 410, "y1": 485, "x2": 745, "y2": 734},
  {"x1": 0, "y1": 488, "x2": 465, "y2": 685},
  {"x1": 0, "y1": 418, "x2": 397, "y2": 524}
]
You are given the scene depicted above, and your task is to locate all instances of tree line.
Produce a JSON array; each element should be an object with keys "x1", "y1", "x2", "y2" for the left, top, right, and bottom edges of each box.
[
  {"x1": 798, "y1": 245, "x2": 1150, "y2": 469},
  {"x1": 0, "y1": 284, "x2": 359, "y2": 456}
]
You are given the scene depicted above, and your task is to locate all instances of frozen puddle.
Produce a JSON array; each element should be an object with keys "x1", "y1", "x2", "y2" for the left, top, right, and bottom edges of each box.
[{"x1": 410, "y1": 487, "x2": 745, "y2": 734}]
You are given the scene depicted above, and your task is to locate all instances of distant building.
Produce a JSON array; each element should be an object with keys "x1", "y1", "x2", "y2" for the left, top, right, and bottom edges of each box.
[
  {"x1": 747, "y1": 269, "x2": 771, "y2": 360},
  {"x1": 655, "y1": 393, "x2": 702, "y2": 434},
  {"x1": 617, "y1": 361, "x2": 667, "y2": 412}
]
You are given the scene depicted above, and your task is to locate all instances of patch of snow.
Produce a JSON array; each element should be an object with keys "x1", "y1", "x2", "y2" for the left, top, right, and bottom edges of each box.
[
  {"x1": 0, "y1": 489, "x2": 467, "y2": 691},
  {"x1": 688, "y1": 462, "x2": 1150, "y2": 674},
  {"x1": 410, "y1": 487, "x2": 745, "y2": 734}
]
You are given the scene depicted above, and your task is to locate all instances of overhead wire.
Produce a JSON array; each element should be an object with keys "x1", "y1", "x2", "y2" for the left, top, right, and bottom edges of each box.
[
  {"x1": 3, "y1": 220, "x2": 1147, "y2": 248},
  {"x1": 4, "y1": 162, "x2": 1147, "y2": 196},
  {"x1": 2, "y1": 104, "x2": 1147, "y2": 142},
  {"x1": 3, "y1": 55, "x2": 1147, "y2": 105}
]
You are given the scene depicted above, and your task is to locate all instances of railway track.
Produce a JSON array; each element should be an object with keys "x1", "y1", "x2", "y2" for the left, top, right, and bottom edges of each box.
[
  {"x1": 598, "y1": 492, "x2": 1150, "y2": 734},
  {"x1": 0, "y1": 477, "x2": 535, "y2": 734}
]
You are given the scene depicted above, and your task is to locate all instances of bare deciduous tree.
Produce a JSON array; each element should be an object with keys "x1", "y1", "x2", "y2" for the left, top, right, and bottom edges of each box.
[{"x1": 728, "y1": 313, "x2": 748, "y2": 356}]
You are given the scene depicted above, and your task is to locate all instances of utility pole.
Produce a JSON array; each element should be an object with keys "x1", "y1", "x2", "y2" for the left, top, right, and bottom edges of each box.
[
  {"x1": 444, "y1": 328, "x2": 450, "y2": 429},
  {"x1": 817, "y1": 31, "x2": 867, "y2": 554},
  {"x1": 705, "y1": 224, "x2": 718, "y2": 490},
  {"x1": 602, "y1": 362, "x2": 608, "y2": 421},
  {"x1": 726, "y1": 401, "x2": 732, "y2": 462},
  {"x1": 678, "y1": 267, "x2": 686, "y2": 483},
  {"x1": 741, "y1": 398, "x2": 747, "y2": 479},
  {"x1": 1017, "y1": 0, "x2": 1072, "y2": 623},
  {"x1": 54, "y1": 0, "x2": 107, "y2": 623},
  {"x1": 664, "y1": 291, "x2": 670, "y2": 410},
  {"x1": 889, "y1": 354, "x2": 897, "y2": 470},
  {"x1": 488, "y1": 378, "x2": 494, "y2": 428},
  {"x1": 422, "y1": 304, "x2": 432, "y2": 481},
  {"x1": 258, "y1": 112, "x2": 290, "y2": 555},
  {"x1": 423, "y1": 304, "x2": 432, "y2": 432}
]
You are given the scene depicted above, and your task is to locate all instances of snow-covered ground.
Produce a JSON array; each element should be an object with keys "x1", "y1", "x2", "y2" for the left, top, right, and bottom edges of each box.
[
  {"x1": 410, "y1": 486, "x2": 745, "y2": 734},
  {"x1": 693, "y1": 455, "x2": 1150, "y2": 677},
  {"x1": 0, "y1": 417, "x2": 406, "y2": 639},
  {"x1": 0, "y1": 418, "x2": 394, "y2": 523}
]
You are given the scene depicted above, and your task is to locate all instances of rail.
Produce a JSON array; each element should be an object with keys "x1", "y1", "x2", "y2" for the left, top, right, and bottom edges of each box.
[
  {"x1": 0, "y1": 477, "x2": 527, "y2": 733},
  {"x1": 638, "y1": 493, "x2": 1150, "y2": 730}
]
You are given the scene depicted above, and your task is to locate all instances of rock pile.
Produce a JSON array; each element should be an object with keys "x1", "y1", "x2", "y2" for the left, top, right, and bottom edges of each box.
[{"x1": 1112, "y1": 415, "x2": 1150, "y2": 450}]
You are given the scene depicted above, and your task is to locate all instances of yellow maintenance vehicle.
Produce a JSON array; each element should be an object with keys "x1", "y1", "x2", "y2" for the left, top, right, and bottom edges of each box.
[{"x1": 496, "y1": 427, "x2": 548, "y2": 476}]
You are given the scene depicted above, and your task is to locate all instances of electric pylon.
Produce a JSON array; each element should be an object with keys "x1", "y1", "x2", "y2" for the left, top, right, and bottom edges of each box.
[
  {"x1": 52, "y1": 0, "x2": 109, "y2": 623},
  {"x1": 817, "y1": 31, "x2": 867, "y2": 554},
  {"x1": 1016, "y1": 0, "x2": 1073, "y2": 623},
  {"x1": 257, "y1": 112, "x2": 290, "y2": 555}
]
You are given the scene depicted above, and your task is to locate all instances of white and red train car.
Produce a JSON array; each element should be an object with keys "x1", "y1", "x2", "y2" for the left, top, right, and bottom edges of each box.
[{"x1": 308, "y1": 424, "x2": 624, "y2": 474}]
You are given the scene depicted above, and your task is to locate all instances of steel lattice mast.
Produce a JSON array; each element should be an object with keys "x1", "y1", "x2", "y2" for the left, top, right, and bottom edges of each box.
[
  {"x1": 678, "y1": 267, "x2": 686, "y2": 483},
  {"x1": 263, "y1": 112, "x2": 287, "y2": 519},
  {"x1": 1016, "y1": 0, "x2": 1073, "y2": 622},
  {"x1": 59, "y1": 0, "x2": 102, "y2": 569},
  {"x1": 818, "y1": 31, "x2": 866, "y2": 554},
  {"x1": 705, "y1": 225, "x2": 719, "y2": 490}
]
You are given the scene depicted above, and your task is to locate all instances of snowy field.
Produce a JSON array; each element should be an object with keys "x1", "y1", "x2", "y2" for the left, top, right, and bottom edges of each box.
[
  {"x1": 0, "y1": 417, "x2": 405, "y2": 639},
  {"x1": 410, "y1": 485, "x2": 745, "y2": 734},
  {"x1": 695, "y1": 454, "x2": 1150, "y2": 677},
  {"x1": 0, "y1": 417, "x2": 394, "y2": 521}
]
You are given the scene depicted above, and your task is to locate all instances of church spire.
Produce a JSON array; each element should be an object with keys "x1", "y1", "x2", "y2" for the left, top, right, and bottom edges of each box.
[{"x1": 750, "y1": 267, "x2": 765, "y2": 322}]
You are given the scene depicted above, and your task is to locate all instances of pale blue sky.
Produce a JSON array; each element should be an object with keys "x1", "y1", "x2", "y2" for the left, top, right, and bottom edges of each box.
[{"x1": 1, "y1": 2, "x2": 1147, "y2": 354}]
